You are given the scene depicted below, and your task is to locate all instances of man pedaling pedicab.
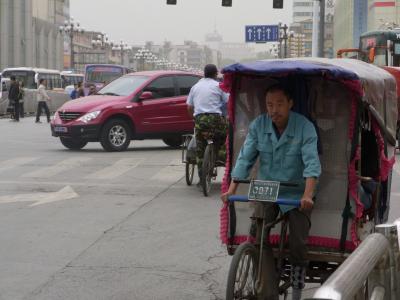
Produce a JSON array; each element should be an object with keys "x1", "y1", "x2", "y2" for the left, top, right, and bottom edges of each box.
[
  {"x1": 221, "y1": 85, "x2": 321, "y2": 300},
  {"x1": 186, "y1": 64, "x2": 229, "y2": 184}
]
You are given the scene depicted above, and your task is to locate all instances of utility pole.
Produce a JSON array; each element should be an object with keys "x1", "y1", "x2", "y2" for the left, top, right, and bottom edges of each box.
[{"x1": 318, "y1": 0, "x2": 326, "y2": 57}]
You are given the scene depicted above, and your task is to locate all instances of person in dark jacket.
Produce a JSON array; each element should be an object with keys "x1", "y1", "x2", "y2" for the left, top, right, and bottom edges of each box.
[
  {"x1": 8, "y1": 76, "x2": 20, "y2": 122},
  {"x1": 77, "y1": 82, "x2": 85, "y2": 98}
]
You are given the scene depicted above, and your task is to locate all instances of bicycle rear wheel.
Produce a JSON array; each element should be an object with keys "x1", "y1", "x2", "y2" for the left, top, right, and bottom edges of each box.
[
  {"x1": 226, "y1": 242, "x2": 258, "y2": 300},
  {"x1": 185, "y1": 162, "x2": 195, "y2": 186},
  {"x1": 201, "y1": 144, "x2": 214, "y2": 196}
]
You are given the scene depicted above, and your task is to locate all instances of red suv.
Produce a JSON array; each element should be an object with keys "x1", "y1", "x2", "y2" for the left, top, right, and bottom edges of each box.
[{"x1": 51, "y1": 71, "x2": 201, "y2": 151}]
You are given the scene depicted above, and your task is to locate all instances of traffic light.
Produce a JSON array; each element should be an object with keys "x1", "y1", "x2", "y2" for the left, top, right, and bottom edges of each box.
[
  {"x1": 273, "y1": 0, "x2": 283, "y2": 9},
  {"x1": 166, "y1": 0, "x2": 177, "y2": 4},
  {"x1": 222, "y1": 0, "x2": 232, "y2": 7}
]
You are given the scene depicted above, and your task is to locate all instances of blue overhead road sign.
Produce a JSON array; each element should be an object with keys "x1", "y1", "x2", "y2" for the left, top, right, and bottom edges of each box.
[{"x1": 245, "y1": 25, "x2": 279, "y2": 43}]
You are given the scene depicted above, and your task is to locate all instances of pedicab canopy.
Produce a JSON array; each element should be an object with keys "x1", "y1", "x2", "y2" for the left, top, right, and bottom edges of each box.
[{"x1": 219, "y1": 58, "x2": 397, "y2": 253}]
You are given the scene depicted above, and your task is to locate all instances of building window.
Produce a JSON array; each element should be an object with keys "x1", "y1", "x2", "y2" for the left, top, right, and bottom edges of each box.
[{"x1": 294, "y1": 12, "x2": 313, "y2": 17}]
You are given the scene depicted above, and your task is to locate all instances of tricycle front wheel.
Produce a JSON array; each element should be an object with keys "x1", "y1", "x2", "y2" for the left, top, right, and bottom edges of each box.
[{"x1": 226, "y1": 242, "x2": 258, "y2": 300}]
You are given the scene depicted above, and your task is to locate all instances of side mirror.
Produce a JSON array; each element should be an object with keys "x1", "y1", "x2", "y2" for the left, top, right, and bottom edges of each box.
[
  {"x1": 369, "y1": 47, "x2": 375, "y2": 63},
  {"x1": 139, "y1": 91, "x2": 153, "y2": 100}
]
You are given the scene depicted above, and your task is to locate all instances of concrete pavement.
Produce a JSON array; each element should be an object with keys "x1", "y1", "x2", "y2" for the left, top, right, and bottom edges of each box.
[{"x1": 0, "y1": 117, "x2": 398, "y2": 300}]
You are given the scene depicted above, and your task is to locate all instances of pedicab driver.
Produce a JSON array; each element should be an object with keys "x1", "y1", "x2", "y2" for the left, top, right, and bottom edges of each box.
[{"x1": 221, "y1": 85, "x2": 321, "y2": 300}]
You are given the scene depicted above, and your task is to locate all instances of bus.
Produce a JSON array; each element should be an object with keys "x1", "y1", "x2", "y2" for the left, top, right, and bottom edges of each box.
[
  {"x1": 61, "y1": 71, "x2": 84, "y2": 88},
  {"x1": 84, "y1": 64, "x2": 134, "y2": 90},
  {"x1": 1, "y1": 67, "x2": 63, "y2": 90},
  {"x1": 337, "y1": 29, "x2": 400, "y2": 67}
]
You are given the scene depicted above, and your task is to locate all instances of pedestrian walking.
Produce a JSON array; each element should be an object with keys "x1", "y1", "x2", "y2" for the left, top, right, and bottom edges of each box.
[
  {"x1": 8, "y1": 76, "x2": 20, "y2": 122},
  {"x1": 18, "y1": 81, "x2": 25, "y2": 118},
  {"x1": 77, "y1": 82, "x2": 85, "y2": 98},
  {"x1": 35, "y1": 79, "x2": 51, "y2": 123}
]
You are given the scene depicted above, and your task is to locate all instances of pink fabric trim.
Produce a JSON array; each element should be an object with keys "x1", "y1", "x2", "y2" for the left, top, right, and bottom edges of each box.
[
  {"x1": 228, "y1": 235, "x2": 355, "y2": 252},
  {"x1": 372, "y1": 121, "x2": 396, "y2": 181}
]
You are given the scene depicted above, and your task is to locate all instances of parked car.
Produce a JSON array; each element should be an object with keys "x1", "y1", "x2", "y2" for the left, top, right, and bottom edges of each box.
[{"x1": 50, "y1": 71, "x2": 201, "y2": 151}]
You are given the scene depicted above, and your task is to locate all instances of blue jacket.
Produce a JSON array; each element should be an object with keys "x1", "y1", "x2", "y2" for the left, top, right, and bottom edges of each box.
[{"x1": 231, "y1": 111, "x2": 321, "y2": 212}]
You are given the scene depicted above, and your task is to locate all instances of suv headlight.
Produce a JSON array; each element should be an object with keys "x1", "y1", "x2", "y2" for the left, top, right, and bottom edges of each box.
[{"x1": 78, "y1": 111, "x2": 101, "y2": 123}]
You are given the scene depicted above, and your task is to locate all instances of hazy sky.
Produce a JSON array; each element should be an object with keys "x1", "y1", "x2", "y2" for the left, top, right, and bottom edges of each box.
[{"x1": 71, "y1": 0, "x2": 293, "y2": 46}]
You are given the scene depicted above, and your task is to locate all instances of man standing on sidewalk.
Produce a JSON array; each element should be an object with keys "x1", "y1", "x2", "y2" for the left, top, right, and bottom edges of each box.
[
  {"x1": 36, "y1": 79, "x2": 51, "y2": 123},
  {"x1": 8, "y1": 76, "x2": 20, "y2": 122}
]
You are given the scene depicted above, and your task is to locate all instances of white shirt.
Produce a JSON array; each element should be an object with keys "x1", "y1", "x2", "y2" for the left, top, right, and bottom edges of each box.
[
  {"x1": 37, "y1": 84, "x2": 50, "y2": 102},
  {"x1": 186, "y1": 78, "x2": 229, "y2": 116}
]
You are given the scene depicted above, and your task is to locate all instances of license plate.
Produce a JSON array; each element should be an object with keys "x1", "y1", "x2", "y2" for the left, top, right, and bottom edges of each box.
[
  {"x1": 54, "y1": 126, "x2": 68, "y2": 133},
  {"x1": 248, "y1": 180, "x2": 280, "y2": 202}
]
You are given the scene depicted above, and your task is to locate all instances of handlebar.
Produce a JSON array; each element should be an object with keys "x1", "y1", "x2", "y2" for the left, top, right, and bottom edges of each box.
[
  {"x1": 228, "y1": 195, "x2": 301, "y2": 207},
  {"x1": 232, "y1": 179, "x2": 299, "y2": 187}
]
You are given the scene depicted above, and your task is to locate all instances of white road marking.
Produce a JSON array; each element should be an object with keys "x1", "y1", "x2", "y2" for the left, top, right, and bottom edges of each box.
[
  {"x1": 0, "y1": 157, "x2": 39, "y2": 174},
  {"x1": 0, "y1": 186, "x2": 78, "y2": 207},
  {"x1": 151, "y1": 159, "x2": 184, "y2": 182},
  {"x1": 86, "y1": 158, "x2": 143, "y2": 180},
  {"x1": 22, "y1": 157, "x2": 92, "y2": 178}
]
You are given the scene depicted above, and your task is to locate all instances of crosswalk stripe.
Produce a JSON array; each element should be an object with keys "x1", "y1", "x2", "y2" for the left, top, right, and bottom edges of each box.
[
  {"x1": 0, "y1": 157, "x2": 39, "y2": 174},
  {"x1": 22, "y1": 157, "x2": 92, "y2": 178},
  {"x1": 151, "y1": 159, "x2": 184, "y2": 182},
  {"x1": 85, "y1": 158, "x2": 143, "y2": 180}
]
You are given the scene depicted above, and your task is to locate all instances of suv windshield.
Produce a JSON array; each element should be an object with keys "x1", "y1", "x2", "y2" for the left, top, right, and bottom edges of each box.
[{"x1": 98, "y1": 76, "x2": 149, "y2": 96}]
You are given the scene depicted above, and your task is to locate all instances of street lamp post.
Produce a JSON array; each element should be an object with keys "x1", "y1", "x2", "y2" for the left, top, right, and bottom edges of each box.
[
  {"x1": 91, "y1": 33, "x2": 112, "y2": 64},
  {"x1": 278, "y1": 23, "x2": 289, "y2": 59},
  {"x1": 59, "y1": 17, "x2": 84, "y2": 71},
  {"x1": 113, "y1": 41, "x2": 129, "y2": 65}
]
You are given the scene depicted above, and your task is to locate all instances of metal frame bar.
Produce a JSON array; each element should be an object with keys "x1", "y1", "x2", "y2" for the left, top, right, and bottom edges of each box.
[{"x1": 306, "y1": 220, "x2": 400, "y2": 300}]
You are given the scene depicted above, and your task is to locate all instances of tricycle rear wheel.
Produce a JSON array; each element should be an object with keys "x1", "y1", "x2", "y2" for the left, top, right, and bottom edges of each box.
[{"x1": 185, "y1": 162, "x2": 195, "y2": 186}]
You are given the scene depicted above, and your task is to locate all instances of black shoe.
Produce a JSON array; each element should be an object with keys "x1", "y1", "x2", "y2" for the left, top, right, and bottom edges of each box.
[{"x1": 35, "y1": 120, "x2": 42, "y2": 123}]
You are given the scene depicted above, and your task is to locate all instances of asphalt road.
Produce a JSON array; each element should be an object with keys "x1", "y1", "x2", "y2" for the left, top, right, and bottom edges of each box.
[{"x1": 0, "y1": 117, "x2": 398, "y2": 300}]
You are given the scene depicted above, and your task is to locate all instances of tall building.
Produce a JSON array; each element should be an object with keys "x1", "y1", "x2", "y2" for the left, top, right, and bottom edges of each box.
[
  {"x1": 290, "y1": 0, "x2": 335, "y2": 57},
  {"x1": 293, "y1": 0, "x2": 314, "y2": 24},
  {"x1": 0, "y1": 0, "x2": 68, "y2": 71},
  {"x1": 334, "y1": 0, "x2": 368, "y2": 53},
  {"x1": 368, "y1": 0, "x2": 400, "y2": 30},
  {"x1": 204, "y1": 30, "x2": 256, "y2": 64}
]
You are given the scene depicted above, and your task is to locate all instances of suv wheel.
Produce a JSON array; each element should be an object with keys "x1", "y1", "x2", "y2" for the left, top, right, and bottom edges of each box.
[
  {"x1": 60, "y1": 137, "x2": 88, "y2": 150},
  {"x1": 100, "y1": 119, "x2": 131, "y2": 152},
  {"x1": 163, "y1": 137, "x2": 182, "y2": 148}
]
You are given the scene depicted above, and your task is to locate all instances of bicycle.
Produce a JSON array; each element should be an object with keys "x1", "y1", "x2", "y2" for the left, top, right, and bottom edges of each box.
[
  {"x1": 200, "y1": 130, "x2": 225, "y2": 196},
  {"x1": 225, "y1": 180, "x2": 301, "y2": 300}
]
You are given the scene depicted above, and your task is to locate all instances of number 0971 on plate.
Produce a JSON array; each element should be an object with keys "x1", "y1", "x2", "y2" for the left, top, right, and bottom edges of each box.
[{"x1": 248, "y1": 180, "x2": 280, "y2": 202}]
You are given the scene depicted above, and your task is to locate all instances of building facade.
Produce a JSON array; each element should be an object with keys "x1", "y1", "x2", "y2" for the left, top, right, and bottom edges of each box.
[
  {"x1": 368, "y1": 0, "x2": 400, "y2": 30},
  {"x1": 0, "y1": 0, "x2": 68, "y2": 71},
  {"x1": 290, "y1": 0, "x2": 334, "y2": 57}
]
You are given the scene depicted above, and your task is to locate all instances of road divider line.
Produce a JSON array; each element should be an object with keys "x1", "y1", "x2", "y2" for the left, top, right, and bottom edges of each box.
[
  {"x1": 22, "y1": 157, "x2": 92, "y2": 178},
  {"x1": 86, "y1": 158, "x2": 143, "y2": 180},
  {"x1": 150, "y1": 159, "x2": 184, "y2": 182},
  {"x1": 0, "y1": 157, "x2": 40, "y2": 174}
]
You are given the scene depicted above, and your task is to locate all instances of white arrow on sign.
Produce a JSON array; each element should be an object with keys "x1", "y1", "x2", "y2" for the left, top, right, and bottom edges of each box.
[
  {"x1": 266, "y1": 28, "x2": 271, "y2": 39},
  {"x1": 0, "y1": 186, "x2": 79, "y2": 207},
  {"x1": 257, "y1": 28, "x2": 262, "y2": 39},
  {"x1": 247, "y1": 28, "x2": 253, "y2": 40}
]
